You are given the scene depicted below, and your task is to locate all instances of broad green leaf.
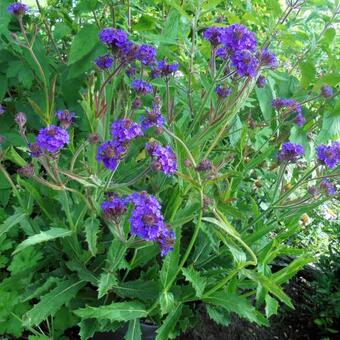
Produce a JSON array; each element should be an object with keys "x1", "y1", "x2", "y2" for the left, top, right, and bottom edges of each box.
[
  {"x1": 74, "y1": 301, "x2": 147, "y2": 321},
  {"x1": 0, "y1": 209, "x2": 26, "y2": 238},
  {"x1": 24, "y1": 278, "x2": 84, "y2": 327},
  {"x1": 182, "y1": 266, "x2": 207, "y2": 298},
  {"x1": 13, "y1": 228, "x2": 72, "y2": 254},
  {"x1": 125, "y1": 319, "x2": 141, "y2": 340},
  {"x1": 300, "y1": 62, "x2": 316, "y2": 88},
  {"x1": 203, "y1": 292, "x2": 268, "y2": 326},
  {"x1": 156, "y1": 304, "x2": 183, "y2": 340},
  {"x1": 114, "y1": 280, "x2": 160, "y2": 302},
  {"x1": 97, "y1": 272, "x2": 118, "y2": 299},
  {"x1": 206, "y1": 305, "x2": 231, "y2": 326},
  {"x1": 68, "y1": 24, "x2": 99, "y2": 65},
  {"x1": 78, "y1": 319, "x2": 99, "y2": 340},
  {"x1": 84, "y1": 218, "x2": 99, "y2": 256},
  {"x1": 265, "y1": 294, "x2": 279, "y2": 318},
  {"x1": 255, "y1": 84, "x2": 273, "y2": 122}
]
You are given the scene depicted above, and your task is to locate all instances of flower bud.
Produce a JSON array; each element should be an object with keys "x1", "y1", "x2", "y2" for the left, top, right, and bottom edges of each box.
[
  {"x1": 88, "y1": 133, "x2": 100, "y2": 144},
  {"x1": 320, "y1": 85, "x2": 333, "y2": 98},
  {"x1": 15, "y1": 112, "x2": 27, "y2": 128},
  {"x1": 17, "y1": 163, "x2": 34, "y2": 177},
  {"x1": 196, "y1": 160, "x2": 213, "y2": 172},
  {"x1": 132, "y1": 97, "x2": 142, "y2": 109},
  {"x1": 184, "y1": 159, "x2": 191, "y2": 168}
]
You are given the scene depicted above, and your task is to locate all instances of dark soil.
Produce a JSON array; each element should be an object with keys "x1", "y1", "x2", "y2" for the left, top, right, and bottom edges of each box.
[{"x1": 178, "y1": 273, "x2": 339, "y2": 340}]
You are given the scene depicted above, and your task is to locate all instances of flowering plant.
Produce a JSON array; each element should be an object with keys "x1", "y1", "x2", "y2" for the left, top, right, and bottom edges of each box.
[{"x1": 0, "y1": 0, "x2": 338, "y2": 339}]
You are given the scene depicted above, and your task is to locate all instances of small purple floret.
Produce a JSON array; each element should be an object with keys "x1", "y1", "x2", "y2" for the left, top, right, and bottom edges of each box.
[
  {"x1": 95, "y1": 54, "x2": 113, "y2": 69},
  {"x1": 131, "y1": 79, "x2": 153, "y2": 96},
  {"x1": 223, "y1": 24, "x2": 257, "y2": 52},
  {"x1": 136, "y1": 44, "x2": 156, "y2": 66},
  {"x1": 256, "y1": 75, "x2": 266, "y2": 88},
  {"x1": 215, "y1": 85, "x2": 232, "y2": 98},
  {"x1": 36, "y1": 125, "x2": 69, "y2": 153},
  {"x1": 152, "y1": 60, "x2": 179, "y2": 78},
  {"x1": 56, "y1": 110, "x2": 75, "y2": 129},
  {"x1": 320, "y1": 85, "x2": 333, "y2": 98},
  {"x1": 96, "y1": 140, "x2": 126, "y2": 170},
  {"x1": 146, "y1": 142, "x2": 177, "y2": 176},
  {"x1": 8, "y1": 2, "x2": 29, "y2": 15},
  {"x1": 101, "y1": 195, "x2": 128, "y2": 221},
  {"x1": 316, "y1": 141, "x2": 340, "y2": 169},
  {"x1": 141, "y1": 98, "x2": 165, "y2": 130},
  {"x1": 99, "y1": 28, "x2": 128, "y2": 48},
  {"x1": 278, "y1": 142, "x2": 305, "y2": 163},
  {"x1": 231, "y1": 50, "x2": 259, "y2": 77},
  {"x1": 110, "y1": 119, "x2": 143, "y2": 143},
  {"x1": 320, "y1": 178, "x2": 337, "y2": 196},
  {"x1": 258, "y1": 49, "x2": 277, "y2": 68},
  {"x1": 203, "y1": 27, "x2": 226, "y2": 47}
]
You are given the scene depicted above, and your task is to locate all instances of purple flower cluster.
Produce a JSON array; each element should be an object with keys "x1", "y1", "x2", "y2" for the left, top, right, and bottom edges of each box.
[
  {"x1": 151, "y1": 60, "x2": 179, "y2": 78},
  {"x1": 316, "y1": 141, "x2": 340, "y2": 169},
  {"x1": 215, "y1": 85, "x2": 232, "y2": 98},
  {"x1": 141, "y1": 97, "x2": 165, "y2": 131},
  {"x1": 203, "y1": 24, "x2": 276, "y2": 78},
  {"x1": 110, "y1": 119, "x2": 143, "y2": 143},
  {"x1": 35, "y1": 125, "x2": 69, "y2": 154},
  {"x1": 146, "y1": 142, "x2": 177, "y2": 176},
  {"x1": 272, "y1": 98, "x2": 304, "y2": 127},
  {"x1": 278, "y1": 142, "x2": 305, "y2": 163},
  {"x1": 7, "y1": 2, "x2": 28, "y2": 15},
  {"x1": 101, "y1": 195, "x2": 128, "y2": 222},
  {"x1": 131, "y1": 79, "x2": 153, "y2": 96},
  {"x1": 320, "y1": 85, "x2": 333, "y2": 98},
  {"x1": 96, "y1": 140, "x2": 126, "y2": 170},
  {"x1": 95, "y1": 54, "x2": 113, "y2": 69},
  {"x1": 128, "y1": 192, "x2": 175, "y2": 255},
  {"x1": 99, "y1": 28, "x2": 128, "y2": 49},
  {"x1": 29, "y1": 143, "x2": 43, "y2": 158},
  {"x1": 320, "y1": 178, "x2": 337, "y2": 196},
  {"x1": 256, "y1": 75, "x2": 266, "y2": 88},
  {"x1": 136, "y1": 44, "x2": 157, "y2": 66},
  {"x1": 56, "y1": 110, "x2": 75, "y2": 129}
]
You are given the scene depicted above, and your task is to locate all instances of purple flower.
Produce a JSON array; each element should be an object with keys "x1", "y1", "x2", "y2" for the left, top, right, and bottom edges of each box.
[
  {"x1": 131, "y1": 79, "x2": 153, "y2": 96},
  {"x1": 320, "y1": 178, "x2": 336, "y2": 196},
  {"x1": 316, "y1": 142, "x2": 340, "y2": 169},
  {"x1": 126, "y1": 65, "x2": 137, "y2": 77},
  {"x1": 223, "y1": 24, "x2": 257, "y2": 52},
  {"x1": 196, "y1": 160, "x2": 213, "y2": 172},
  {"x1": 146, "y1": 142, "x2": 177, "y2": 176},
  {"x1": 56, "y1": 110, "x2": 75, "y2": 129},
  {"x1": 152, "y1": 60, "x2": 179, "y2": 78},
  {"x1": 272, "y1": 98, "x2": 302, "y2": 114},
  {"x1": 320, "y1": 85, "x2": 333, "y2": 98},
  {"x1": 159, "y1": 228, "x2": 176, "y2": 256},
  {"x1": 17, "y1": 163, "x2": 34, "y2": 178},
  {"x1": 29, "y1": 143, "x2": 43, "y2": 158},
  {"x1": 136, "y1": 44, "x2": 156, "y2": 66},
  {"x1": 278, "y1": 142, "x2": 304, "y2": 163},
  {"x1": 203, "y1": 27, "x2": 226, "y2": 47},
  {"x1": 36, "y1": 125, "x2": 69, "y2": 153},
  {"x1": 0, "y1": 104, "x2": 5, "y2": 116},
  {"x1": 99, "y1": 28, "x2": 128, "y2": 48},
  {"x1": 215, "y1": 85, "x2": 231, "y2": 98},
  {"x1": 216, "y1": 47, "x2": 229, "y2": 59},
  {"x1": 294, "y1": 112, "x2": 305, "y2": 127},
  {"x1": 118, "y1": 41, "x2": 139, "y2": 63},
  {"x1": 128, "y1": 192, "x2": 167, "y2": 241},
  {"x1": 96, "y1": 140, "x2": 126, "y2": 170},
  {"x1": 110, "y1": 119, "x2": 143, "y2": 143},
  {"x1": 101, "y1": 195, "x2": 127, "y2": 221},
  {"x1": 8, "y1": 2, "x2": 29, "y2": 15},
  {"x1": 258, "y1": 49, "x2": 277, "y2": 68},
  {"x1": 95, "y1": 54, "x2": 113, "y2": 69},
  {"x1": 256, "y1": 75, "x2": 266, "y2": 88},
  {"x1": 141, "y1": 98, "x2": 165, "y2": 130},
  {"x1": 231, "y1": 50, "x2": 259, "y2": 77}
]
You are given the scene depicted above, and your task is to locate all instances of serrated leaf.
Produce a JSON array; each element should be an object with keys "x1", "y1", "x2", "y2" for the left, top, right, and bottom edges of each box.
[
  {"x1": 156, "y1": 304, "x2": 183, "y2": 340},
  {"x1": 125, "y1": 319, "x2": 141, "y2": 340},
  {"x1": 182, "y1": 266, "x2": 207, "y2": 298},
  {"x1": 206, "y1": 305, "x2": 231, "y2": 326},
  {"x1": 203, "y1": 292, "x2": 269, "y2": 326},
  {"x1": 114, "y1": 280, "x2": 160, "y2": 302},
  {"x1": 78, "y1": 319, "x2": 99, "y2": 340},
  {"x1": 68, "y1": 24, "x2": 99, "y2": 64},
  {"x1": 84, "y1": 218, "x2": 99, "y2": 256},
  {"x1": 265, "y1": 294, "x2": 279, "y2": 318},
  {"x1": 74, "y1": 301, "x2": 147, "y2": 321},
  {"x1": 97, "y1": 272, "x2": 118, "y2": 299},
  {"x1": 13, "y1": 228, "x2": 72, "y2": 254},
  {"x1": 0, "y1": 209, "x2": 26, "y2": 237},
  {"x1": 24, "y1": 278, "x2": 84, "y2": 327}
]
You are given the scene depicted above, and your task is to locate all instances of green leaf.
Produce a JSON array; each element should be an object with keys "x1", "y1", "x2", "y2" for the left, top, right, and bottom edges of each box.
[
  {"x1": 206, "y1": 305, "x2": 231, "y2": 326},
  {"x1": 300, "y1": 62, "x2": 316, "y2": 88},
  {"x1": 97, "y1": 272, "x2": 118, "y2": 299},
  {"x1": 74, "y1": 301, "x2": 148, "y2": 322},
  {"x1": 203, "y1": 292, "x2": 268, "y2": 326},
  {"x1": 182, "y1": 266, "x2": 207, "y2": 298},
  {"x1": 255, "y1": 84, "x2": 273, "y2": 122},
  {"x1": 68, "y1": 24, "x2": 99, "y2": 65},
  {"x1": 13, "y1": 228, "x2": 72, "y2": 254},
  {"x1": 24, "y1": 278, "x2": 84, "y2": 327},
  {"x1": 79, "y1": 319, "x2": 99, "y2": 340},
  {"x1": 84, "y1": 218, "x2": 99, "y2": 256},
  {"x1": 125, "y1": 319, "x2": 141, "y2": 340},
  {"x1": 0, "y1": 209, "x2": 26, "y2": 238},
  {"x1": 156, "y1": 304, "x2": 183, "y2": 340},
  {"x1": 243, "y1": 270, "x2": 293, "y2": 308},
  {"x1": 159, "y1": 291, "x2": 175, "y2": 316},
  {"x1": 54, "y1": 22, "x2": 72, "y2": 40},
  {"x1": 265, "y1": 294, "x2": 279, "y2": 318},
  {"x1": 114, "y1": 280, "x2": 160, "y2": 302}
]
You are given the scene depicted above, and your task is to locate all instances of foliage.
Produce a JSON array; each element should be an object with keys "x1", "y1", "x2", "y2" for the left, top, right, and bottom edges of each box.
[{"x1": 0, "y1": 0, "x2": 339, "y2": 339}]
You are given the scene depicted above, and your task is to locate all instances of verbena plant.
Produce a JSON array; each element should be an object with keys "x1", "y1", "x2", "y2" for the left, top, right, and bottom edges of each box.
[{"x1": 0, "y1": 0, "x2": 339, "y2": 339}]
